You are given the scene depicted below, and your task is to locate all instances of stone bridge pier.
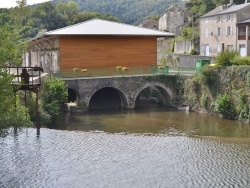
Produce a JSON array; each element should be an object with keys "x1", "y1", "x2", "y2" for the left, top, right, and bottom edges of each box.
[{"x1": 64, "y1": 75, "x2": 179, "y2": 111}]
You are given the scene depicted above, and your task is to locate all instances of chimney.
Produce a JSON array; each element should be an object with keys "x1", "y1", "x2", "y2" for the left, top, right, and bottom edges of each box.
[
  {"x1": 245, "y1": 0, "x2": 248, "y2": 3},
  {"x1": 230, "y1": 0, "x2": 233, "y2": 4}
]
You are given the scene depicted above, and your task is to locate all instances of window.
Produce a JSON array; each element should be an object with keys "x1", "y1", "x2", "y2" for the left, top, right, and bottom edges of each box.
[
  {"x1": 239, "y1": 44, "x2": 246, "y2": 56},
  {"x1": 238, "y1": 25, "x2": 246, "y2": 40},
  {"x1": 205, "y1": 28, "x2": 209, "y2": 38},
  {"x1": 206, "y1": 18, "x2": 209, "y2": 24},
  {"x1": 217, "y1": 27, "x2": 221, "y2": 36},
  {"x1": 227, "y1": 45, "x2": 234, "y2": 51},
  {"x1": 205, "y1": 44, "x2": 210, "y2": 56},
  {"x1": 217, "y1": 44, "x2": 221, "y2": 53},
  {"x1": 227, "y1": 26, "x2": 233, "y2": 36},
  {"x1": 217, "y1": 16, "x2": 221, "y2": 22},
  {"x1": 227, "y1": 14, "x2": 233, "y2": 21}
]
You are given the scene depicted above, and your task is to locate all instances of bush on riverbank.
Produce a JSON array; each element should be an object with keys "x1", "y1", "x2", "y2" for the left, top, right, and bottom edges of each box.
[
  {"x1": 28, "y1": 76, "x2": 68, "y2": 126},
  {"x1": 40, "y1": 76, "x2": 68, "y2": 125},
  {"x1": 183, "y1": 66, "x2": 250, "y2": 121}
]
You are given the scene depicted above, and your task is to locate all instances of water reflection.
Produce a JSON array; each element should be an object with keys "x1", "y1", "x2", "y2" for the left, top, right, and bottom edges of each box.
[
  {"x1": 1, "y1": 128, "x2": 250, "y2": 188},
  {"x1": 1, "y1": 106, "x2": 250, "y2": 188},
  {"x1": 52, "y1": 106, "x2": 250, "y2": 138}
]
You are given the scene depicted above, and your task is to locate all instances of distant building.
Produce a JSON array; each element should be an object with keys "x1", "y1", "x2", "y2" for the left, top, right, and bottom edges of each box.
[
  {"x1": 200, "y1": 0, "x2": 250, "y2": 57},
  {"x1": 158, "y1": 4, "x2": 188, "y2": 34},
  {"x1": 139, "y1": 18, "x2": 158, "y2": 30}
]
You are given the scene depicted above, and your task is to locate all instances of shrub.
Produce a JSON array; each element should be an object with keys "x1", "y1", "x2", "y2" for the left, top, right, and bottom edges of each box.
[
  {"x1": 215, "y1": 50, "x2": 239, "y2": 66},
  {"x1": 239, "y1": 106, "x2": 250, "y2": 120},
  {"x1": 232, "y1": 56, "x2": 250, "y2": 65},
  {"x1": 0, "y1": 97, "x2": 32, "y2": 127},
  {"x1": 200, "y1": 65, "x2": 219, "y2": 86},
  {"x1": 214, "y1": 93, "x2": 237, "y2": 119},
  {"x1": 190, "y1": 48, "x2": 198, "y2": 55},
  {"x1": 41, "y1": 76, "x2": 68, "y2": 120}
]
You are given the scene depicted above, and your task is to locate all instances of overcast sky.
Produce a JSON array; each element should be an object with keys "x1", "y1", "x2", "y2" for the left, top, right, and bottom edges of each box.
[{"x1": 0, "y1": 0, "x2": 51, "y2": 8}]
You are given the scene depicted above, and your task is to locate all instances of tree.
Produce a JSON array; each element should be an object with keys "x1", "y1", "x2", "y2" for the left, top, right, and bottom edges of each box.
[
  {"x1": 0, "y1": 24, "x2": 31, "y2": 127},
  {"x1": 10, "y1": 0, "x2": 30, "y2": 26},
  {"x1": 65, "y1": 1, "x2": 79, "y2": 18}
]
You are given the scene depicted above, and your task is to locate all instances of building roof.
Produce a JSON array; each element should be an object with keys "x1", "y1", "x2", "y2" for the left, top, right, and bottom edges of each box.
[
  {"x1": 238, "y1": 18, "x2": 250, "y2": 24},
  {"x1": 201, "y1": 3, "x2": 250, "y2": 18},
  {"x1": 45, "y1": 19, "x2": 175, "y2": 37},
  {"x1": 201, "y1": 6, "x2": 224, "y2": 18}
]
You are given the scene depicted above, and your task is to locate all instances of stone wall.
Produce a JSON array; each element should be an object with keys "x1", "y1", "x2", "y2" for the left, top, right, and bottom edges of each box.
[
  {"x1": 63, "y1": 75, "x2": 183, "y2": 111},
  {"x1": 158, "y1": 53, "x2": 215, "y2": 67},
  {"x1": 174, "y1": 40, "x2": 194, "y2": 54}
]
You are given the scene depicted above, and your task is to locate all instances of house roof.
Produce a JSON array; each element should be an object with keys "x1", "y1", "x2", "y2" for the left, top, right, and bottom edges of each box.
[
  {"x1": 201, "y1": 3, "x2": 250, "y2": 18},
  {"x1": 201, "y1": 6, "x2": 224, "y2": 18},
  {"x1": 160, "y1": 4, "x2": 186, "y2": 17},
  {"x1": 45, "y1": 19, "x2": 175, "y2": 37},
  {"x1": 238, "y1": 18, "x2": 250, "y2": 24}
]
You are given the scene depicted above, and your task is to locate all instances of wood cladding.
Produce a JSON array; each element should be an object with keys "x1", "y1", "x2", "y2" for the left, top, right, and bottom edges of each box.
[{"x1": 59, "y1": 36, "x2": 157, "y2": 70}]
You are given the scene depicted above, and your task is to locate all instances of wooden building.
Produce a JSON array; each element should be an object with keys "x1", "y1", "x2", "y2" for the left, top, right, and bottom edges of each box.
[{"x1": 25, "y1": 19, "x2": 174, "y2": 74}]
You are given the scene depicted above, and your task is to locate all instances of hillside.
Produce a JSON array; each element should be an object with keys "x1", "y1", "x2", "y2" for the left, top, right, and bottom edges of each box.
[{"x1": 52, "y1": 0, "x2": 185, "y2": 25}]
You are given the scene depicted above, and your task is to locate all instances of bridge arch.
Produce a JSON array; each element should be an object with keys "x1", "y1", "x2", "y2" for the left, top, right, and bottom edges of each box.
[
  {"x1": 87, "y1": 86, "x2": 129, "y2": 110},
  {"x1": 134, "y1": 82, "x2": 173, "y2": 107}
]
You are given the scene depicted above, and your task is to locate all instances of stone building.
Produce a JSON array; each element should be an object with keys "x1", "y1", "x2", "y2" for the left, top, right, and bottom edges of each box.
[
  {"x1": 158, "y1": 4, "x2": 188, "y2": 34},
  {"x1": 139, "y1": 18, "x2": 158, "y2": 30},
  {"x1": 200, "y1": 0, "x2": 250, "y2": 57}
]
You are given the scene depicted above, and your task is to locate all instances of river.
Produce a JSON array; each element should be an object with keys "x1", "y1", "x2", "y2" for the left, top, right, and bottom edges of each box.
[{"x1": 1, "y1": 106, "x2": 250, "y2": 188}]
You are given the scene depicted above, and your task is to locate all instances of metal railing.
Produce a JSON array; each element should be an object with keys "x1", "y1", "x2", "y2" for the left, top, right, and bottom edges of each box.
[
  {"x1": 2, "y1": 66, "x2": 43, "y2": 92},
  {"x1": 58, "y1": 66, "x2": 196, "y2": 78}
]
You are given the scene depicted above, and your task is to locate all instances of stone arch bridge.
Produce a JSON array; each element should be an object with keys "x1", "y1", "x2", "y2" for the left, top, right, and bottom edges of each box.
[{"x1": 63, "y1": 74, "x2": 181, "y2": 110}]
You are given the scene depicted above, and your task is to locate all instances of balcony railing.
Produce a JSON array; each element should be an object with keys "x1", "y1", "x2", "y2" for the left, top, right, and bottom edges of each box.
[{"x1": 4, "y1": 66, "x2": 43, "y2": 92}]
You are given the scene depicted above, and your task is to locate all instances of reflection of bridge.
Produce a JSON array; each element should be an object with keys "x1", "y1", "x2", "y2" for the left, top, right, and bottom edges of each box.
[{"x1": 64, "y1": 74, "x2": 182, "y2": 111}]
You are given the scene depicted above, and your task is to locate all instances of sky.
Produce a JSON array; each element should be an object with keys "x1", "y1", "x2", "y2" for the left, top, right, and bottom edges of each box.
[{"x1": 0, "y1": 0, "x2": 51, "y2": 8}]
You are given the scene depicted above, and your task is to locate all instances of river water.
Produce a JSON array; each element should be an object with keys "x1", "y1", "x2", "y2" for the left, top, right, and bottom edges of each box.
[{"x1": 1, "y1": 106, "x2": 250, "y2": 188}]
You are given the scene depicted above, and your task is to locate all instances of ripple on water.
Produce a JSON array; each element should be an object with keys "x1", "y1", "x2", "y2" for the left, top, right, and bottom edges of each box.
[{"x1": 0, "y1": 128, "x2": 250, "y2": 188}]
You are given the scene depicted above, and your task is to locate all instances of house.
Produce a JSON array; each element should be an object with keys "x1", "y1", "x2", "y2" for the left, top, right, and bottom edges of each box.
[
  {"x1": 139, "y1": 18, "x2": 158, "y2": 30},
  {"x1": 25, "y1": 19, "x2": 174, "y2": 74},
  {"x1": 200, "y1": 0, "x2": 250, "y2": 57},
  {"x1": 158, "y1": 4, "x2": 188, "y2": 34}
]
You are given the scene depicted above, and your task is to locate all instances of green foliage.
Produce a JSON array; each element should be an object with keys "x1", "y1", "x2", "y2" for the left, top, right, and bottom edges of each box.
[
  {"x1": 28, "y1": 93, "x2": 51, "y2": 126},
  {"x1": 0, "y1": 24, "x2": 26, "y2": 66},
  {"x1": 231, "y1": 56, "x2": 250, "y2": 66},
  {"x1": 190, "y1": 48, "x2": 198, "y2": 55},
  {"x1": 239, "y1": 106, "x2": 250, "y2": 120},
  {"x1": 215, "y1": 50, "x2": 250, "y2": 66},
  {"x1": 0, "y1": 97, "x2": 32, "y2": 127},
  {"x1": 200, "y1": 65, "x2": 219, "y2": 87},
  {"x1": 41, "y1": 76, "x2": 68, "y2": 118},
  {"x1": 0, "y1": 1, "x2": 119, "y2": 38},
  {"x1": 181, "y1": 27, "x2": 198, "y2": 40},
  {"x1": 53, "y1": 0, "x2": 180, "y2": 25},
  {"x1": 215, "y1": 50, "x2": 239, "y2": 66},
  {"x1": 183, "y1": 66, "x2": 250, "y2": 121},
  {"x1": 214, "y1": 94, "x2": 237, "y2": 119},
  {"x1": 0, "y1": 24, "x2": 32, "y2": 128}
]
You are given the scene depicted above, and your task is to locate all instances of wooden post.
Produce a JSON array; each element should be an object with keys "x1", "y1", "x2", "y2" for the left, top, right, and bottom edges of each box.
[{"x1": 35, "y1": 91, "x2": 40, "y2": 130}]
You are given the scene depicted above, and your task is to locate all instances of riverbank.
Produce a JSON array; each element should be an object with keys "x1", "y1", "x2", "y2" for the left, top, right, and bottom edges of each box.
[{"x1": 182, "y1": 66, "x2": 250, "y2": 122}]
